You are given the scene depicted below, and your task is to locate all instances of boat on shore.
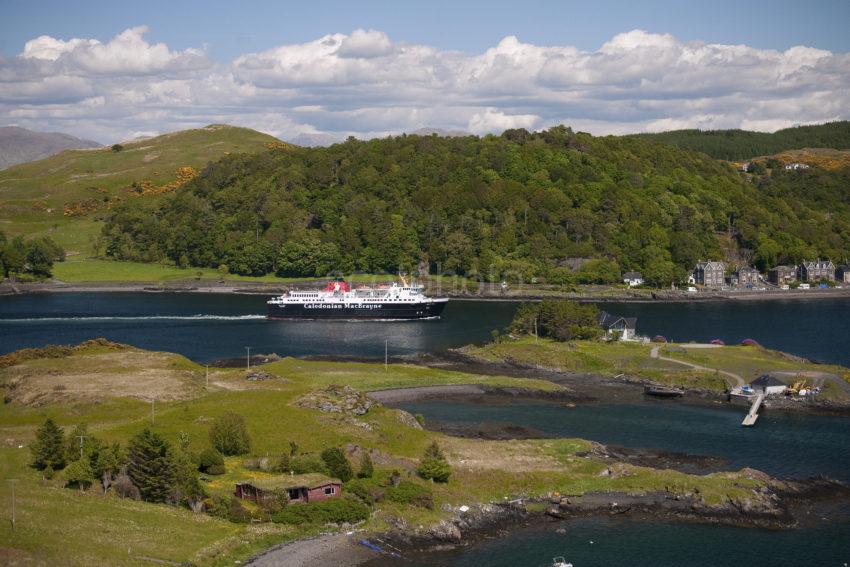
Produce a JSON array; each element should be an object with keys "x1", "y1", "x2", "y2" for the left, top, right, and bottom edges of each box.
[
  {"x1": 267, "y1": 278, "x2": 449, "y2": 320},
  {"x1": 643, "y1": 384, "x2": 685, "y2": 397}
]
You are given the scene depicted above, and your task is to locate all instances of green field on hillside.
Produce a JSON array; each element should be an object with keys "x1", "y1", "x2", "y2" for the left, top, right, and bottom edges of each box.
[{"x1": 0, "y1": 124, "x2": 281, "y2": 254}]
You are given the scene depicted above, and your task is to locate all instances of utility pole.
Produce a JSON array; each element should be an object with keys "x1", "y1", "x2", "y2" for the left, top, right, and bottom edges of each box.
[
  {"x1": 77, "y1": 435, "x2": 88, "y2": 460},
  {"x1": 151, "y1": 399, "x2": 155, "y2": 425},
  {"x1": 534, "y1": 318, "x2": 538, "y2": 344},
  {"x1": 205, "y1": 365, "x2": 209, "y2": 389},
  {"x1": 384, "y1": 340, "x2": 388, "y2": 372},
  {"x1": 7, "y1": 479, "x2": 17, "y2": 530},
  {"x1": 245, "y1": 346, "x2": 251, "y2": 371}
]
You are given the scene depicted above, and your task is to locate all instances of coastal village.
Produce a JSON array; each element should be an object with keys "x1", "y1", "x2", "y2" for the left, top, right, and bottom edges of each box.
[{"x1": 620, "y1": 258, "x2": 850, "y2": 292}]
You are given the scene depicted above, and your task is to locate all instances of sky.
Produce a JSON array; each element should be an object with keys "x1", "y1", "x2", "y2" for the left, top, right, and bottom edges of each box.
[{"x1": 1, "y1": 0, "x2": 849, "y2": 143}]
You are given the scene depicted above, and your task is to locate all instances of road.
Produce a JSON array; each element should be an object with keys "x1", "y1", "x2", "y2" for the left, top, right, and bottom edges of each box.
[{"x1": 650, "y1": 344, "x2": 746, "y2": 388}]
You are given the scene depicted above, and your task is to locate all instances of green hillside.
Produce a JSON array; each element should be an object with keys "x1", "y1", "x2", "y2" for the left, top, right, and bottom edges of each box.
[
  {"x1": 0, "y1": 124, "x2": 283, "y2": 254},
  {"x1": 631, "y1": 121, "x2": 850, "y2": 161},
  {"x1": 103, "y1": 126, "x2": 850, "y2": 283}
]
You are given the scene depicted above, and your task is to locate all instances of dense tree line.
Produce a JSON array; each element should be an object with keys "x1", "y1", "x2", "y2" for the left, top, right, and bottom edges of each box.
[
  {"x1": 0, "y1": 230, "x2": 64, "y2": 279},
  {"x1": 102, "y1": 126, "x2": 850, "y2": 286},
  {"x1": 632, "y1": 121, "x2": 850, "y2": 161},
  {"x1": 510, "y1": 300, "x2": 601, "y2": 342}
]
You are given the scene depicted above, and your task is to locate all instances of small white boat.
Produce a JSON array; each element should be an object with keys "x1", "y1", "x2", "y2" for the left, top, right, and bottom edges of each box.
[{"x1": 552, "y1": 557, "x2": 573, "y2": 567}]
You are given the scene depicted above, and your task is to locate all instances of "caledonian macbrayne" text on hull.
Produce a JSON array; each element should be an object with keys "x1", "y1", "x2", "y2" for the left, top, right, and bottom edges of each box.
[{"x1": 267, "y1": 279, "x2": 448, "y2": 320}]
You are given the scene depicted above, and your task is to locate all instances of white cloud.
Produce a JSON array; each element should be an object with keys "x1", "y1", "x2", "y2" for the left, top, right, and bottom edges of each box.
[
  {"x1": 468, "y1": 108, "x2": 539, "y2": 134},
  {"x1": 0, "y1": 26, "x2": 848, "y2": 144},
  {"x1": 337, "y1": 29, "x2": 394, "y2": 59}
]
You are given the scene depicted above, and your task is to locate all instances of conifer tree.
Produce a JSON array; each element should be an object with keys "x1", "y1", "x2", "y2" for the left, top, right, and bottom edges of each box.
[
  {"x1": 320, "y1": 447, "x2": 353, "y2": 482},
  {"x1": 31, "y1": 418, "x2": 66, "y2": 470},
  {"x1": 417, "y1": 441, "x2": 451, "y2": 483},
  {"x1": 126, "y1": 429, "x2": 176, "y2": 503}
]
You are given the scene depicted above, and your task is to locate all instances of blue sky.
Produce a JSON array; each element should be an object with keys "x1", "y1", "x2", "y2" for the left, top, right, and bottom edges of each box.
[
  {"x1": 4, "y1": 0, "x2": 850, "y2": 59},
  {"x1": 1, "y1": 0, "x2": 849, "y2": 142}
]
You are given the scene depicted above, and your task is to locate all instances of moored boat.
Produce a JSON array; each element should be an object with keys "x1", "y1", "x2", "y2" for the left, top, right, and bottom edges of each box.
[{"x1": 643, "y1": 384, "x2": 685, "y2": 397}]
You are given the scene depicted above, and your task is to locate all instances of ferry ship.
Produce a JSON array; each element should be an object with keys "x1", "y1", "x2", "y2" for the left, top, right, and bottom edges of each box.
[{"x1": 267, "y1": 278, "x2": 448, "y2": 320}]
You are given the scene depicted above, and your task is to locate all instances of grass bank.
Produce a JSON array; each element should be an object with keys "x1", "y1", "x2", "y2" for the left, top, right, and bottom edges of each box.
[
  {"x1": 0, "y1": 342, "x2": 781, "y2": 565},
  {"x1": 463, "y1": 336, "x2": 850, "y2": 396}
]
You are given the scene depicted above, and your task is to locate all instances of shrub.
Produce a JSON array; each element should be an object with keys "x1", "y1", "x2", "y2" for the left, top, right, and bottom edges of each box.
[
  {"x1": 321, "y1": 447, "x2": 353, "y2": 482},
  {"x1": 209, "y1": 412, "x2": 251, "y2": 456},
  {"x1": 206, "y1": 495, "x2": 251, "y2": 524},
  {"x1": 345, "y1": 478, "x2": 384, "y2": 505},
  {"x1": 198, "y1": 448, "x2": 225, "y2": 475},
  {"x1": 385, "y1": 480, "x2": 434, "y2": 509},
  {"x1": 271, "y1": 496, "x2": 369, "y2": 525},
  {"x1": 357, "y1": 452, "x2": 374, "y2": 479},
  {"x1": 62, "y1": 458, "x2": 94, "y2": 491},
  {"x1": 290, "y1": 455, "x2": 329, "y2": 475},
  {"x1": 113, "y1": 472, "x2": 140, "y2": 499}
]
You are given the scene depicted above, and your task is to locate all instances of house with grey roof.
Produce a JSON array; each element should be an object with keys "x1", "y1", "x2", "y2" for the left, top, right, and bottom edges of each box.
[
  {"x1": 694, "y1": 261, "x2": 726, "y2": 287},
  {"x1": 798, "y1": 260, "x2": 835, "y2": 282},
  {"x1": 622, "y1": 271, "x2": 644, "y2": 287},
  {"x1": 750, "y1": 375, "x2": 788, "y2": 396},
  {"x1": 732, "y1": 266, "x2": 760, "y2": 287},
  {"x1": 597, "y1": 311, "x2": 637, "y2": 341},
  {"x1": 768, "y1": 265, "x2": 796, "y2": 285}
]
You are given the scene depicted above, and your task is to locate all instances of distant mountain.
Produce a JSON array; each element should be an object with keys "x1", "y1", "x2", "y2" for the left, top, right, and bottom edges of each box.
[
  {"x1": 0, "y1": 126, "x2": 101, "y2": 169},
  {"x1": 631, "y1": 121, "x2": 850, "y2": 161},
  {"x1": 0, "y1": 124, "x2": 283, "y2": 253},
  {"x1": 287, "y1": 132, "x2": 342, "y2": 147}
]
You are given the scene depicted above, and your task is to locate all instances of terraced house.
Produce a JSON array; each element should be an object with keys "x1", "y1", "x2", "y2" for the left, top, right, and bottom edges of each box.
[
  {"x1": 732, "y1": 266, "x2": 760, "y2": 287},
  {"x1": 768, "y1": 265, "x2": 797, "y2": 285},
  {"x1": 798, "y1": 260, "x2": 835, "y2": 282},
  {"x1": 694, "y1": 260, "x2": 726, "y2": 287}
]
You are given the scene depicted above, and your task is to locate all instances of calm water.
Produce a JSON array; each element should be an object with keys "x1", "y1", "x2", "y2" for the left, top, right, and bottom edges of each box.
[
  {"x1": 0, "y1": 293, "x2": 849, "y2": 365},
  {"x1": 390, "y1": 398, "x2": 850, "y2": 567},
  {"x1": 399, "y1": 399, "x2": 850, "y2": 482},
  {"x1": 0, "y1": 293, "x2": 516, "y2": 362},
  {"x1": 365, "y1": 517, "x2": 850, "y2": 567}
]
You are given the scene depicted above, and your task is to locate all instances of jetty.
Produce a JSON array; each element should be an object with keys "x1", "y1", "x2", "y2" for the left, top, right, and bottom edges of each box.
[{"x1": 742, "y1": 393, "x2": 764, "y2": 426}]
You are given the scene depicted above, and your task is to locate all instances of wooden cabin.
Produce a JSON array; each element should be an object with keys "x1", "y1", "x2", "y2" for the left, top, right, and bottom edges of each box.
[{"x1": 235, "y1": 473, "x2": 342, "y2": 504}]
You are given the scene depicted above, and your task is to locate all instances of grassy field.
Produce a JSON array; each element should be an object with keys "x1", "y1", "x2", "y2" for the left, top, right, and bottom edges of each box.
[
  {"x1": 0, "y1": 124, "x2": 281, "y2": 254},
  {"x1": 465, "y1": 337, "x2": 850, "y2": 394},
  {"x1": 0, "y1": 342, "x2": 775, "y2": 565},
  {"x1": 50, "y1": 257, "x2": 436, "y2": 286}
]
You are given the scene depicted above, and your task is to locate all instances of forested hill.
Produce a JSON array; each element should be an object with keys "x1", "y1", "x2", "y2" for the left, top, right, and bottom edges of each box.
[
  {"x1": 103, "y1": 126, "x2": 850, "y2": 284},
  {"x1": 631, "y1": 121, "x2": 850, "y2": 161}
]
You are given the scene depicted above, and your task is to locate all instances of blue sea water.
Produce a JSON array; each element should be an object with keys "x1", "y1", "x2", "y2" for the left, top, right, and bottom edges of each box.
[{"x1": 1, "y1": 293, "x2": 849, "y2": 366}]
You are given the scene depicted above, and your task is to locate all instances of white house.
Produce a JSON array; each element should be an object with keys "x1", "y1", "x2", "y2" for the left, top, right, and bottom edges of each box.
[
  {"x1": 597, "y1": 311, "x2": 637, "y2": 341},
  {"x1": 622, "y1": 271, "x2": 644, "y2": 287},
  {"x1": 750, "y1": 375, "x2": 787, "y2": 396},
  {"x1": 784, "y1": 162, "x2": 810, "y2": 171}
]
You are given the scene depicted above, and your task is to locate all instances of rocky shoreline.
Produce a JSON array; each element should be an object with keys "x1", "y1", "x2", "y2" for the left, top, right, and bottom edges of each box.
[
  {"x1": 409, "y1": 350, "x2": 850, "y2": 417},
  {"x1": 4, "y1": 278, "x2": 850, "y2": 303},
  {"x1": 365, "y1": 477, "x2": 850, "y2": 564}
]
